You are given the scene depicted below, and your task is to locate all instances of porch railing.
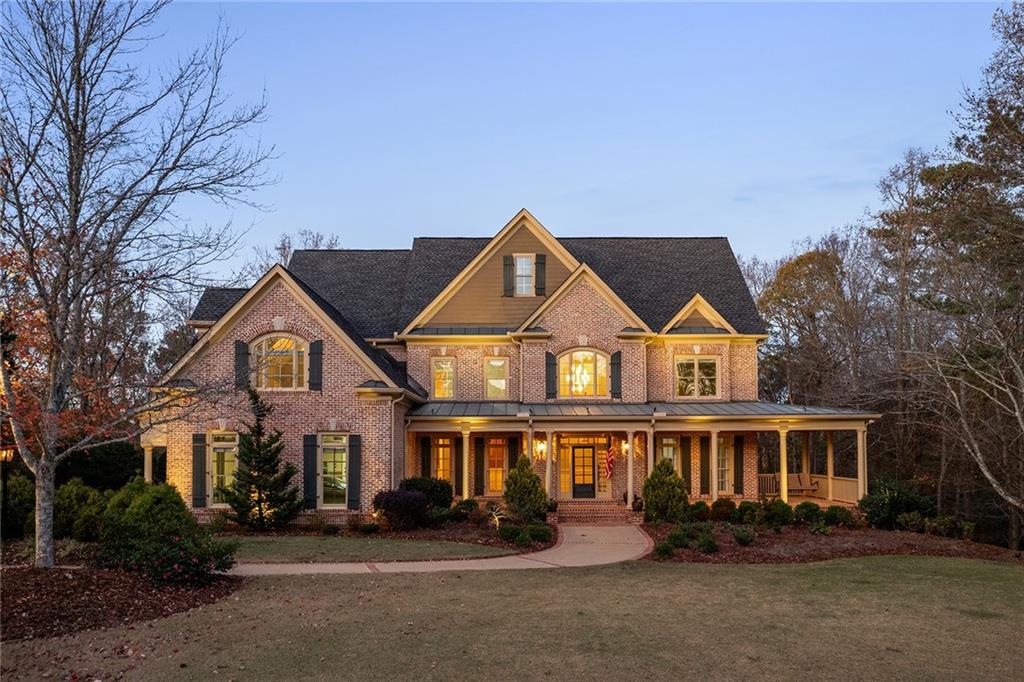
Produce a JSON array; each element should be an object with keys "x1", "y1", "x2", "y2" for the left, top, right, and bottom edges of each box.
[{"x1": 757, "y1": 473, "x2": 779, "y2": 497}]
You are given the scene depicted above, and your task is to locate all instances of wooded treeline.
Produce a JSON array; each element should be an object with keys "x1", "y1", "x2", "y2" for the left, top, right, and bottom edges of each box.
[{"x1": 743, "y1": 5, "x2": 1024, "y2": 548}]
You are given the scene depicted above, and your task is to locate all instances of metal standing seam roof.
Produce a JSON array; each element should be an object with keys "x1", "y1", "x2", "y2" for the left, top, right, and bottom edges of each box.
[{"x1": 407, "y1": 401, "x2": 879, "y2": 419}]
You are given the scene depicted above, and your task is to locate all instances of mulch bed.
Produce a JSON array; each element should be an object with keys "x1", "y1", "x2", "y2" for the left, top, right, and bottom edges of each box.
[
  {"x1": 0, "y1": 567, "x2": 242, "y2": 642},
  {"x1": 642, "y1": 523, "x2": 1023, "y2": 564},
  {"x1": 385, "y1": 521, "x2": 558, "y2": 552}
]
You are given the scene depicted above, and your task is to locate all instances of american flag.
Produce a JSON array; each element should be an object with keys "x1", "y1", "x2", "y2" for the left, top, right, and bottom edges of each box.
[{"x1": 604, "y1": 446, "x2": 615, "y2": 479}]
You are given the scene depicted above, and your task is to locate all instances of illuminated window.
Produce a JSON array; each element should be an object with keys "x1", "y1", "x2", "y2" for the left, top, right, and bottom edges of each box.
[
  {"x1": 487, "y1": 438, "x2": 506, "y2": 494},
  {"x1": 320, "y1": 434, "x2": 347, "y2": 506},
  {"x1": 514, "y1": 254, "x2": 534, "y2": 296},
  {"x1": 661, "y1": 436, "x2": 677, "y2": 463},
  {"x1": 674, "y1": 356, "x2": 718, "y2": 398},
  {"x1": 484, "y1": 357, "x2": 508, "y2": 400},
  {"x1": 432, "y1": 357, "x2": 455, "y2": 399},
  {"x1": 558, "y1": 350, "x2": 609, "y2": 397},
  {"x1": 252, "y1": 335, "x2": 306, "y2": 389},
  {"x1": 434, "y1": 437, "x2": 453, "y2": 483},
  {"x1": 210, "y1": 432, "x2": 238, "y2": 505}
]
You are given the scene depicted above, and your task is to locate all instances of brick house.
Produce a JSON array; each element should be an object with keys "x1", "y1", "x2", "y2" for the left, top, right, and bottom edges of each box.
[{"x1": 150, "y1": 209, "x2": 878, "y2": 521}]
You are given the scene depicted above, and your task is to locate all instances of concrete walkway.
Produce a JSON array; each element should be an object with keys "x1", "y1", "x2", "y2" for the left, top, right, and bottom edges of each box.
[{"x1": 231, "y1": 525, "x2": 651, "y2": 576}]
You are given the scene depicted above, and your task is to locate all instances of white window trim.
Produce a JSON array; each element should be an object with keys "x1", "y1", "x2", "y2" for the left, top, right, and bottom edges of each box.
[
  {"x1": 717, "y1": 436, "x2": 733, "y2": 495},
  {"x1": 673, "y1": 355, "x2": 721, "y2": 400},
  {"x1": 250, "y1": 332, "x2": 309, "y2": 392},
  {"x1": 433, "y1": 436, "x2": 454, "y2": 484},
  {"x1": 485, "y1": 437, "x2": 508, "y2": 496},
  {"x1": 431, "y1": 356, "x2": 457, "y2": 400},
  {"x1": 557, "y1": 348, "x2": 611, "y2": 399},
  {"x1": 483, "y1": 356, "x2": 510, "y2": 401},
  {"x1": 512, "y1": 253, "x2": 536, "y2": 298},
  {"x1": 318, "y1": 432, "x2": 349, "y2": 509},
  {"x1": 207, "y1": 431, "x2": 239, "y2": 508}
]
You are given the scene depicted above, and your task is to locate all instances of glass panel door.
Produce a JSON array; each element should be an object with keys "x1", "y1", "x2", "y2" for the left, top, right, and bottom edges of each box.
[{"x1": 572, "y1": 446, "x2": 596, "y2": 499}]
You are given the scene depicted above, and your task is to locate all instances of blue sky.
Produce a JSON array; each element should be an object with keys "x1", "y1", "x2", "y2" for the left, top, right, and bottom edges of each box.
[{"x1": 153, "y1": 2, "x2": 1000, "y2": 272}]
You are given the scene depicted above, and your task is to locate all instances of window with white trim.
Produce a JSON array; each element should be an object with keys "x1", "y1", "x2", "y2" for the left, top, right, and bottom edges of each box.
[
  {"x1": 434, "y1": 437, "x2": 453, "y2": 483},
  {"x1": 486, "y1": 438, "x2": 506, "y2": 494},
  {"x1": 484, "y1": 356, "x2": 509, "y2": 399},
  {"x1": 320, "y1": 433, "x2": 348, "y2": 507},
  {"x1": 674, "y1": 356, "x2": 719, "y2": 398},
  {"x1": 209, "y1": 432, "x2": 238, "y2": 506},
  {"x1": 432, "y1": 357, "x2": 455, "y2": 399},
  {"x1": 514, "y1": 254, "x2": 535, "y2": 296},
  {"x1": 252, "y1": 334, "x2": 307, "y2": 390},
  {"x1": 717, "y1": 436, "x2": 730, "y2": 494},
  {"x1": 558, "y1": 349, "x2": 609, "y2": 398}
]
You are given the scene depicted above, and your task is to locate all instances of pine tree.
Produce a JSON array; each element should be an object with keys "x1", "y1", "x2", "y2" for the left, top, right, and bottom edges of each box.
[{"x1": 219, "y1": 389, "x2": 303, "y2": 530}]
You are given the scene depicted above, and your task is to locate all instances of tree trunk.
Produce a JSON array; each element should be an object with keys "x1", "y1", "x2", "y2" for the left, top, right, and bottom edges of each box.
[
  {"x1": 1010, "y1": 507, "x2": 1022, "y2": 552},
  {"x1": 34, "y1": 460, "x2": 56, "y2": 568}
]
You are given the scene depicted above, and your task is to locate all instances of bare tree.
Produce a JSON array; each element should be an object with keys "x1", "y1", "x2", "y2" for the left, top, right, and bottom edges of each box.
[
  {"x1": 243, "y1": 229, "x2": 341, "y2": 279},
  {"x1": 0, "y1": 0, "x2": 272, "y2": 567}
]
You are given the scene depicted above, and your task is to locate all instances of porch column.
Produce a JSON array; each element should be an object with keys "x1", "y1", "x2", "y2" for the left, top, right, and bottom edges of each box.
[
  {"x1": 143, "y1": 446, "x2": 153, "y2": 483},
  {"x1": 856, "y1": 426, "x2": 868, "y2": 500},
  {"x1": 826, "y1": 432, "x2": 834, "y2": 501},
  {"x1": 544, "y1": 432, "x2": 555, "y2": 496},
  {"x1": 709, "y1": 429, "x2": 720, "y2": 501},
  {"x1": 461, "y1": 428, "x2": 470, "y2": 499},
  {"x1": 802, "y1": 432, "x2": 811, "y2": 476},
  {"x1": 626, "y1": 430, "x2": 635, "y2": 508},
  {"x1": 646, "y1": 428, "x2": 655, "y2": 475},
  {"x1": 778, "y1": 427, "x2": 789, "y2": 503}
]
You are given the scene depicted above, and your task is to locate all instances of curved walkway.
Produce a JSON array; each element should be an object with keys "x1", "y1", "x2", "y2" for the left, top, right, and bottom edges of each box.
[{"x1": 231, "y1": 524, "x2": 651, "y2": 576}]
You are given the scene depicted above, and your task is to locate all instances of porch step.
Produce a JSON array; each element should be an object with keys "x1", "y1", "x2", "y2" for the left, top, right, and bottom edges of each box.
[{"x1": 556, "y1": 500, "x2": 638, "y2": 524}]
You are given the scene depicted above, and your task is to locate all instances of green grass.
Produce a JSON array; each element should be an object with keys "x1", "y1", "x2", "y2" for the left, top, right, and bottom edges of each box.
[
  {"x1": 230, "y1": 535, "x2": 516, "y2": 563},
  {"x1": 3, "y1": 556, "x2": 1022, "y2": 681}
]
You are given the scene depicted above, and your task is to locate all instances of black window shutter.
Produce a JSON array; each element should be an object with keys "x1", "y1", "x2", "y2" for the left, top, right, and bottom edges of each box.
[
  {"x1": 699, "y1": 436, "x2": 710, "y2": 496},
  {"x1": 610, "y1": 351, "x2": 622, "y2": 399},
  {"x1": 234, "y1": 340, "x2": 249, "y2": 389},
  {"x1": 308, "y1": 340, "x2": 324, "y2": 390},
  {"x1": 507, "y1": 436, "x2": 520, "y2": 470},
  {"x1": 420, "y1": 436, "x2": 431, "y2": 477},
  {"x1": 545, "y1": 352, "x2": 557, "y2": 399},
  {"x1": 474, "y1": 437, "x2": 485, "y2": 496},
  {"x1": 733, "y1": 434, "x2": 744, "y2": 495},
  {"x1": 192, "y1": 433, "x2": 206, "y2": 508},
  {"x1": 534, "y1": 253, "x2": 546, "y2": 296},
  {"x1": 348, "y1": 435, "x2": 362, "y2": 510},
  {"x1": 503, "y1": 255, "x2": 514, "y2": 297},
  {"x1": 303, "y1": 434, "x2": 318, "y2": 509},
  {"x1": 454, "y1": 437, "x2": 463, "y2": 495},
  {"x1": 681, "y1": 436, "x2": 692, "y2": 489}
]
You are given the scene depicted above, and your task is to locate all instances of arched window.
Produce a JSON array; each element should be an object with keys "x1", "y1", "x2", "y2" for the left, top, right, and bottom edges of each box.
[
  {"x1": 557, "y1": 349, "x2": 609, "y2": 398},
  {"x1": 251, "y1": 334, "x2": 307, "y2": 389}
]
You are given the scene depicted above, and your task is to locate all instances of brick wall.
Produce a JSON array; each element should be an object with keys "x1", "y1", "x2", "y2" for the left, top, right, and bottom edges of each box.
[
  {"x1": 406, "y1": 343, "x2": 521, "y2": 401},
  {"x1": 647, "y1": 340, "x2": 759, "y2": 401}
]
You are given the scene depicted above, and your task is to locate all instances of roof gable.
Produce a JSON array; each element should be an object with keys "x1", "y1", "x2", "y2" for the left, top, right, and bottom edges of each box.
[
  {"x1": 660, "y1": 293, "x2": 737, "y2": 335},
  {"x1": 515, "y1": 264, "x2": 651, "y2": 334}
]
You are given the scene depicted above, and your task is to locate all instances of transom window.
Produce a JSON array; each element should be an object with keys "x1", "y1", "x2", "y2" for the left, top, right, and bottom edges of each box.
[
  {"x1": 252, "y1": 335, "x2": 306, "y2": 390},
  {"x1": 484, "y1": 357, "x2": 509, "y2": 400},
  {"x1": 660, "y1": 436, "x2": 677, "y2": 462},
  {"x1": 675, "y1": 356, "x2": 719, "y2": 398},
  {"x1": 434, "y1": 437, "x2": 453, "y2": 482},
  {"x1": 432, "y1": 357, "x2": 455, "y2": 399},
  {"x1": 514, "y1": 254, "x2": 535, "y2": 296},
  {"x1": 210, "y1": 432, "x2": 238, "y2": 506},
  {"x1": 558, "y1": 350, "x2": 609, "y2": 398},
  {"x1": 320, "y1": 434, "x2": 348, "y2": 507}
]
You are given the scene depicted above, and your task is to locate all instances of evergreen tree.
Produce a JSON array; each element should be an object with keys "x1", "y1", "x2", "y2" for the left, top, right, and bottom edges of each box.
[{"x1": 219, "y1": 389, "x2": 303, "y2": 530}]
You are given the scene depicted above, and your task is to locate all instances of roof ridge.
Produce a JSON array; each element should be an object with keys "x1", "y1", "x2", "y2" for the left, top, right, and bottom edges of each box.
[{"x1": 291, "y1": 248, "x2": 412, "y2": 253}]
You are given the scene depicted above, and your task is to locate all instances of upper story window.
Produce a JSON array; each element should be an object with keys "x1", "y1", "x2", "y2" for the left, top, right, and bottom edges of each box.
[
  {"x1": 484, "y1": 356, "x2": 509, "y2": 400},
  {"x1": 675, "y1": 356, "x2": 719, "y2": 399},
  {"x1": 432, "y1": 357, "x2": 455, "y2": 399},
  {"x1": 252, "y1": 334, "x2": 306, "y2": 390},
  {"x1": 514, "y1": 254, "x2": 535, "y2": 296},
  {"x1": 558, "y1": 349, "x2": 609, "y2": 398}
]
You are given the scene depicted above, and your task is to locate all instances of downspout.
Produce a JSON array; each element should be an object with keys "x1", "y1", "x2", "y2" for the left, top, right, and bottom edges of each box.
[
  {"x1": 509, "y1": 333, "x2": 525, "y2": 403},
  {"x1": 388, "y1": 394, "x2": 402, "y2": 490}
]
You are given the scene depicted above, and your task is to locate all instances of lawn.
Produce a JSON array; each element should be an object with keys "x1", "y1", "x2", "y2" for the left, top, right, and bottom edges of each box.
[
  {"x1": 230, "y1": 534, "x2": 517, "y2": 563},
  {"x1": 3, "y1": 556, "x2": 1021, "y2": 680}
]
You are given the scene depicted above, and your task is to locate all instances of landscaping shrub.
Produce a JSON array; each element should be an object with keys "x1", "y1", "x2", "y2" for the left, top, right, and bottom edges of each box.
[
  {"x1": 736, "y1": 500, "x2": 759, "y2": 525},
  {"x1": 809, "y1": 519, "x2": 832, "y2": 536},
  {"x1": 696, "y1": 532, "x2": 718, "y2": 554},
  {"x1": 823, "y1": 505, "x2": 855, "y2": 527},
  {"x1": 205, "y1": 512, "x2": 229, "y2": 534},
  {"x1": 372, "y1": 489, "x2": 429, "y2": 530},
  {"x1": 399, "y1": 477, "x2": 454, "y2": 511},
  {"x1": 503, "y1": 457, "x2": 547, "y2": 524},
  {"x1": 653, "y1": 541, "x2": 676, "y2": 559},
  {"x1": 358, "y1": 522, "x2": 380, "y2": 534},
  {"x1": 960, "y1": 521, "x2": 975, "y2": 540},
  {"x1": 467, "y1": 507, "x2": 489, "y2": 527},
  {"x1": 323, "y1": 524, "x2": 340, "y2": 536},
  {"x1": 678, "y1": 521, "x2": 712, "y2": 540},
  {"x1": 1, "y1": 474, "x2": 35, "y2": 539},
  {"x1": 687, "y1": 500, "x2": 710, "y2": 522},
  {"x1": 97, "y1": 482, "x2": 237, "y2": 585},
  {"x1": 758, "y1": 499, "x2": 793, "y2": 528},
  {"x1": 346, "y1": 514, "x2": 362, "y2": 533},
  {"x1": 526, "y1": 524, "x2": 553, "y2": 543},
  {"x1": 515, "y1": 530, "x2": 533, "y2": 547},
  {"x1": 56, "y1": 441, "x2": 143, "y2": 491},
  {"x1": 793, "y1": 501, "x2": 823, "y2": 525},
  {"x1": 730, "y1": 525, "x2": 755, "y2": 546},
  {"x1": 424, "y1": 507, "x2": 451, "y2": 528},
  {"x1": 54, "y1": 478, "x2": 109, "y2": 541},
  {"x1": 498, "y1": 523, "x2": 523, "y2": 543},
  {"x1": 450, "y1": 498, "x2": 478, "y2": 521},
  {"x1": 858, "y1": 477, "x2": 936, "y2": 529},
  {"x1": 924, "y1": 515, "x2": 958, "y2": 537},
  {"x1": 666, "y1": 527, "x2": 690, "y2": 549},
  {"x1": 896, "y1": 511, "x2": 926, "y2": 532},
  {"x1": 642, "y1": 459, "x2": 688, "y2": 523},
  {"x1": 709, "y1": 498, "x2": 736, "y2": 522}
]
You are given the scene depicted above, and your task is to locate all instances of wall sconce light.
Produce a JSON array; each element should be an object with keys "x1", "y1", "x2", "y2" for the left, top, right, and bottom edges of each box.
[
  {"x1": 534, "y1": 440, "x2": 547, "y2": 460},
  {"x1": 622, "y1": 440, "x2": 630, "y2": 457}
]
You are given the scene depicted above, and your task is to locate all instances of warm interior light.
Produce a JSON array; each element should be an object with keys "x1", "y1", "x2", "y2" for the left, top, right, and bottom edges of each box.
[
  {"x1": 571, "y1": 355, "x2": 591, "y2": 395},
  {"x1": 0, "y1": 448, "x2": 14, "y2": 463}
]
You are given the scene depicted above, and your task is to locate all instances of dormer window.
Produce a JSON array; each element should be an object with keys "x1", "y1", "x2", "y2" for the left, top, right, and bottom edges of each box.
[
  {"x1": 675, "y1": 355, "x2": 719, "y2": 398},
  {"x1": 514, "y1": 254, "x2": 535, "y2": 296},
  {"x1": 558, "y1": 349, "x2": 609, "y2": 397},
  {"x1": 252, "y1": 334, "x2": 307, "y2": 389}
]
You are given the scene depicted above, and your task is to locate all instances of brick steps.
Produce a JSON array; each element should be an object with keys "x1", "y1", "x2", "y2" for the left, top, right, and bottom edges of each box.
[{"x1": 556, "y1": 500, "x2": 636, "y2": 524}]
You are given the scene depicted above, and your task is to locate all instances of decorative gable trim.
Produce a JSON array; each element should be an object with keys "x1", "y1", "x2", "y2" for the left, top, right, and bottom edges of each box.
[
  {"x1": 659, "y1": 293, "x2": 738, "y2": 335},
  {"x1": 400, "y1": 209, "x2": 580, "y2": 335},
  {"x1": 514, "y1": 264, "x2": 652, "y2": 334},
  {"x1": 160, "y1": 265, "x2": 399, "y2": 389}
]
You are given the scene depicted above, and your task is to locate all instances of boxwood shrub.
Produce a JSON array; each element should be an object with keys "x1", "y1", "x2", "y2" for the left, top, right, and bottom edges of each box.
[
  {"x1": 793, "y1": 501, "x2": 823, "y2": 525},
  {"x1": 759, "y1": 499, "x2": 793, "y2": 528},
  {"x1": 709, "y1": 498, "x2": 736, "y2": 522},
  {"x1": 687, "y1": 500, "x2": 711, "y2": 522},
  {"x1": 398, "y1": 477, "x2": 453, "y2": 510},
  {"x1": 372, "y1": 489, "x2": 429, "y2": 530},
  {"x1": 823, "y1": 505, "x2": 855, "y2": 527}
]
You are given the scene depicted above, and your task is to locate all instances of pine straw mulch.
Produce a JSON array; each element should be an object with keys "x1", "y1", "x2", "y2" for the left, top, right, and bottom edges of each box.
[
  {"x1": 0, "y1": 567, "x2": 242, "y2": 642},
  {"x1": 642, "y1": 523, "x2": 1023, "y2": 564}
]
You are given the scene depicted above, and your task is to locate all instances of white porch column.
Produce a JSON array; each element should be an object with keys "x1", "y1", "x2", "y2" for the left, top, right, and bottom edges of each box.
[
  {"x1": 544, "y1": 431, "x2": 554, "y2": 496},
  {"x1": 709, "y1": 430, "x2": 720, "y2": 501},
  {"x1": 461, "y1": 429, "x2": 470, "y2": 499},
  {"x1": 646, "y1": 428, "x2": 655, "y2": 475},
  {"x1": 826, "y1": 432, "x2": 834, "y2": 501},
  {"x1": 143, "y1": 446, "x2": 153, "y2": 484},
  {"x1": 626, "y1": 430, "x2": 635, "y2": 508},
  {"x1": 802, "y1": 432, "x2": 811, "y2": 477},
  {"x1": 778, "y1": 427, "x2": 789, "y2": 503},
  {"x1": 856, "y1": 426, "x2": 868, "y2": 499}
]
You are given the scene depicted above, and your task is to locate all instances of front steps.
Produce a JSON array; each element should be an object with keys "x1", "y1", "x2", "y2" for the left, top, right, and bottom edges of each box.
[{"x1": 556, "y1": 500, "x2": 642, "y2": 525}]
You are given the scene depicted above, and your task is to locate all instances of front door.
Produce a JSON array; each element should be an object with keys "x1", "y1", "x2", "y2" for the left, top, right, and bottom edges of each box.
[{"x1": 572, "y1": 446, "x2": 596, "y2": 498}]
